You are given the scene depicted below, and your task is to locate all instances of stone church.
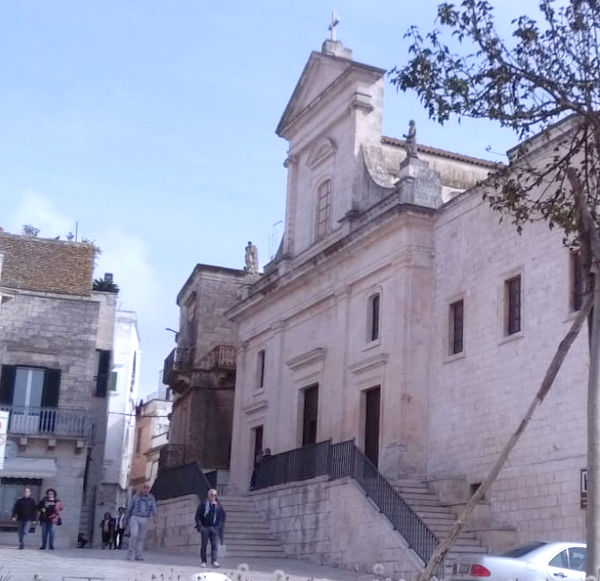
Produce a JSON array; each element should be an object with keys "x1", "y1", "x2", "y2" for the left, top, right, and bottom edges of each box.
[
  {"x1": 227, "y1": 35, "x2": 587, "y2": 542},
  {"x1": 159, "y1": 33, "x2": 588, "y2": 574}
]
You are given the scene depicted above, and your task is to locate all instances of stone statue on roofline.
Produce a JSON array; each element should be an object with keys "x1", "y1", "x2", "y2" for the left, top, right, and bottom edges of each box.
[
  {"x1": 244, "y1": 241, "x2": 259, "y2": 274},
  {"x1": 403, "y1": 119, "x2": 418, "y2": 159}
]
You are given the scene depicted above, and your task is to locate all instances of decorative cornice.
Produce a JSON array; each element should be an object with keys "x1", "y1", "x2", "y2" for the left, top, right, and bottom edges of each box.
[
  {"x1": 348, "y1": 353, "x2": 389, "y2": 375},
  {"x1": 242, "y1": 398, "x2": 269, "y2": 414},
  {"x1": 286, "y1": 347, "x2": 327, "y2": 371}
]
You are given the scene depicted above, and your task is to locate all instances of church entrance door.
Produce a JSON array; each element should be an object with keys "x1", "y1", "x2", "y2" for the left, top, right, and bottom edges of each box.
[
  {"x1": 364, "y1": 386, "x2": 380, "y2": 468},
  {"x1": 301, "y1": 385, "x2": 318, "y2": 446}
]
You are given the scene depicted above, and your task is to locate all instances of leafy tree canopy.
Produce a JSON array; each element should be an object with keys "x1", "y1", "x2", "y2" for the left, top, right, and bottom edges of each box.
[{"x1": 390, "y1": 0, "x2": 600, "y2": 239}]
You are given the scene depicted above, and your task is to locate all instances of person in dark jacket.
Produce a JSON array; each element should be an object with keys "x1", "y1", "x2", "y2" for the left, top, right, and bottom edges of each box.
[
  {"x1": 195, "y1": 489, "x2": 225, "y2": 568},
  {"x1": 113, "y1": 506, "x2": 127, "y2": 550},
  {"x1": 99, "y1": 512, "x2": 115, "y2": 549},
  {"x1": 37, "y1": 488, "x2": 63, "y2": 550},
  {"x1": 12, "y1": 487, "x2": 37, "y2": 549}
]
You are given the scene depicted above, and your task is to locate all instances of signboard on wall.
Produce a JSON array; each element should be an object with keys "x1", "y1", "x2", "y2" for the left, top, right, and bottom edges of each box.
[
  {"x1": 581, "y1": 468, "x2": 588, "y2": 509},
  {"x1": 0, "y1": 410, "x2": 8, "y2": 470}
]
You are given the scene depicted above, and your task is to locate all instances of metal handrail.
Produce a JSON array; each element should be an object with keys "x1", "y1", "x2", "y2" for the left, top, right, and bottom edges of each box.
[
  {"x1": 254, "y1": 438, "x2": 439, "y2": 567},
  {"x1": 0, "y1": 405, "x2": 93, "y2": 438}
]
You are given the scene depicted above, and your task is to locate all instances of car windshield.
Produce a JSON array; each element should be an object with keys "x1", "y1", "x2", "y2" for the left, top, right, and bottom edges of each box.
[{"x1": 502, "y1": 542, "x2": 548, "y2": 558}]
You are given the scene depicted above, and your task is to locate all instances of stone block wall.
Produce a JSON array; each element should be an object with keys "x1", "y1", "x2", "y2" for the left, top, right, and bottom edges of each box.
[
  {"x1": 251, "y1": 476, "x2": 423, "y2": 580},
  {"x1": 428, "y1": 188, "x2": 589, "y2": 543},
  {"x1": 0, "y1": 233, "x2": 94, "y2": 296},
  {"x1": 146, "y1": 494, "x2": 201, "y2": 555},
  {"x1": 183, "y1": 385, "x2": 234, "y2": 469},
  {"x1": 0, "y1": 292, "x2": 101, "y2": 409},
  {"x1": 177, "y1": 265, "x2": 245, "y2": 361}
]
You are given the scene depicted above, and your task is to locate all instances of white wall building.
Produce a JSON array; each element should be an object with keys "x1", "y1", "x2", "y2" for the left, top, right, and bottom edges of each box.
[{"x1": 94, "y1": 309, "x2": 140, "y2": 533}]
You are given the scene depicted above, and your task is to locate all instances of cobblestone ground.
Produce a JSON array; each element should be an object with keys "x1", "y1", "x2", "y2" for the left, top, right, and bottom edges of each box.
[{"x1": 0, "y1": 544, "x2": 373, "y2": 581}]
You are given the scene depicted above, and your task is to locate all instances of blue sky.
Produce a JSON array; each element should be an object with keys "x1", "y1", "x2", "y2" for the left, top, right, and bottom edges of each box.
[{"x1": 0, "y1": 1, "x2": 523, "y2": 396}]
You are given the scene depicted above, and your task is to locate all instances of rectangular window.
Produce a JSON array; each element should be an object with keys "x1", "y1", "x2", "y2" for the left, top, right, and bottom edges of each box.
[
  {"x1": 95, "y1": 350, "x2": 112, "y2": 397},
  {"x1": 130, "y1": 352, "x2": 137, "y2": 392},
  {"x1": 316, "y1": 181, "x2": 331, "y2": 240},
  {"x1": 0, "y1": 365, "x2": 61, "y2": 434},
  {"x1": 367, "y1": 293, "x2": 380, "y2": 342},
  {"x1": 449, "y1": 299, "x2": 464, "y2": 354},
  {"x1": 302, "y1": 384, "x2": 319, "y2": 446},
  {"x1": 109, "y1": 371, "x2": 118, "y2": 392},
  {"x1": 0, "y1": 365, "x2": 61, "y2": 408},
  {"x1": 571, "y1": 252, "x2": 584, "y2": 312},
  {"x1": 505, "y1": 275, "x2": 522, "y2": 335},
  {"x1": 257, "y1": 350, "x2": 266, "y2": 389}
]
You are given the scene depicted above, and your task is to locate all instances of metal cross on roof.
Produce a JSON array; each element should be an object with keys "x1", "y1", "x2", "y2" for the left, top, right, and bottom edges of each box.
[{"x1": 328, "y1": 11, "x2": 340, "y2": 41}]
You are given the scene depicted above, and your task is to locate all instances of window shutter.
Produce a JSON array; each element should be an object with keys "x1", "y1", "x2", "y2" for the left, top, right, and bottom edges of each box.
[
  {"x1": 42, "y1": 368, "x2": 61, "y2": 408},
  {"x1": 0, "y1": 365, "x2": 16, "y2": 405},
  {"x1": 95, "y1": 350, "x2": 112, "y2": 397}
]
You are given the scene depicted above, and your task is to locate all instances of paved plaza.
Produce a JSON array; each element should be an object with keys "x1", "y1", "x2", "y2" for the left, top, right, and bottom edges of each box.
[{"x1": 0, "y1": 543, "x2": 378, "y2": 581}]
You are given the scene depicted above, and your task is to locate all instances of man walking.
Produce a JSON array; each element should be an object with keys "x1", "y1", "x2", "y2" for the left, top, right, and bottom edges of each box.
[
  {"x1": 127, "y1": 483, "x2": 157, "y2": 561},
  {"x1": 12, "y1": 487, "x2": 37, "y2": 549},
  {"x1": 195, "y1": 488, "x2": 225, "y2": 568}
]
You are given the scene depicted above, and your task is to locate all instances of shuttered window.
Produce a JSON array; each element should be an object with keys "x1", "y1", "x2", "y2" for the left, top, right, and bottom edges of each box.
[
  {"x1": 95, "y1": 350, "x2": 112, "y2": 397},
  {"x1": 0, "y1": 365, "x2": 61, "y2": 407}
]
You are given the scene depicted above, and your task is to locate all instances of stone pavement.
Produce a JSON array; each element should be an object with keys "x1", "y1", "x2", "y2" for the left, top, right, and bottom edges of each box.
[{"x1": 0, "y1": 543, "x2": 382, "y2": 581}]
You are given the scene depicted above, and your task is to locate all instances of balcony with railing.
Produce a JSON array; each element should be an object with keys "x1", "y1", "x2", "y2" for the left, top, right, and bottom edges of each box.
[
  {"x1": 163, "y1": 347, "x2": 194, "y2": 385},
  {"x1": 197, "y1": 344, "x2": 236, "y2": 371},
  {"x1": 0, "y1": 405, "x2": 94, "y2": 439}
]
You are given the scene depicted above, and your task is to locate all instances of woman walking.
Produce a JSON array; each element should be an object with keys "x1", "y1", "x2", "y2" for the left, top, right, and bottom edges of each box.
[{"x1": 37, "y1": 488, "x2": 62, "y2": 550}]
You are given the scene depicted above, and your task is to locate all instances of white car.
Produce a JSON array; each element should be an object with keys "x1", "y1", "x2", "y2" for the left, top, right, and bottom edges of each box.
[{"x1": 451, "y1": 542, "x2": 586, "y2": 581}]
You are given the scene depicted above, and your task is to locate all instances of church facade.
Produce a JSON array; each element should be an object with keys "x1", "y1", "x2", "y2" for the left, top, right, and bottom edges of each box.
[{"x1": 226, "y1": 36, "x2": 588, "y2": 545}]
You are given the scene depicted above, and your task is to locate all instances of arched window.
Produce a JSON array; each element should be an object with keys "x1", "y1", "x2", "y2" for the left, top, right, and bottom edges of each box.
[{"x1": 316, "y1": 180, "x2": 332, "y2": 240}]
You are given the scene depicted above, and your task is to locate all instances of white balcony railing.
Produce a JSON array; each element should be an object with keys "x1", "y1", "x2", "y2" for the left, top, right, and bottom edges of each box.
[{"x1": 0, "y1": 405, "x2": 94, "y2": 439}]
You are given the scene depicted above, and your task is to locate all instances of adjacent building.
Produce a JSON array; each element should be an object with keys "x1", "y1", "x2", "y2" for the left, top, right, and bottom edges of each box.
[
  {"x1": 161, "y1": 265, "x2": 247, "y2": 474},
  {"x1": 130, "y1": 389, "x2": 172, "y2": 489},
  {"x1": 93, "y1": 309, "x2": 140, "y2": 536},
  {"x1": 0, "y1": 232, "x2": 116, "y2": 547}
]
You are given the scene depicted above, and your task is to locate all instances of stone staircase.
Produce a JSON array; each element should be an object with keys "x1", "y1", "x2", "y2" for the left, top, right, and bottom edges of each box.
[
  {"x1": 392, "y1": 480, "x2": 488, "y2": 574},
  {"x1": 220, "y1": 494, "x2": 286, "y2": 559}
]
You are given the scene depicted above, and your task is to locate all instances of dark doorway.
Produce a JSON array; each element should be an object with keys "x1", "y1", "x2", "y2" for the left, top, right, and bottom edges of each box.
[
  {"x1": 364, "y1": 386, "x2": 381, "y2": 467},
  {"x1": 253, "y1": 425, "x2": 263, "y2": 461},
  {"x1": 302, "y1": 384, "x2": 319, "y2": 446}
]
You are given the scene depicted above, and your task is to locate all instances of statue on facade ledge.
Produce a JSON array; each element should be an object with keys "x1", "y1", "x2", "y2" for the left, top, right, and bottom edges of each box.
[
  {"x1": 403, "y1": 120, "x2": 418, "y2": 159},
  {"x1": 244, "y1": 241, "x2": 259, "y2": 274}
]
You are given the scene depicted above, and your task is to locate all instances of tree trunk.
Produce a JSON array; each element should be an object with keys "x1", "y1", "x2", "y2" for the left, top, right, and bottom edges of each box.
[
  {"x1": 568, "y1": 167, "x2": 600, "y2": 580},
  {"x1": 586, "y1": 272, "x2": 600, "y2": 580},
  {"x1": 417, "y1": 293, "x2": 592, "y2": 581}
]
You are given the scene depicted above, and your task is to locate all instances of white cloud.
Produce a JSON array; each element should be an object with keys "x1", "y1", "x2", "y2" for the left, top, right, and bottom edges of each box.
[
  {"x1": 9, "y1": 191, "x2": 72, "y2": 237},
  {"x1": 8, "y1": 191, "x2": 174, "y2": 395}
]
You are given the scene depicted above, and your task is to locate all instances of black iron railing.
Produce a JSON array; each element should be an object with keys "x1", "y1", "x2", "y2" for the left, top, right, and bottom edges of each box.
[
  {"x1": 0, "y1": 405, "x2": 93, "y2": 438},
  {"x1": 254, "y1": 439, "x2": 439, "y2": 567}
]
